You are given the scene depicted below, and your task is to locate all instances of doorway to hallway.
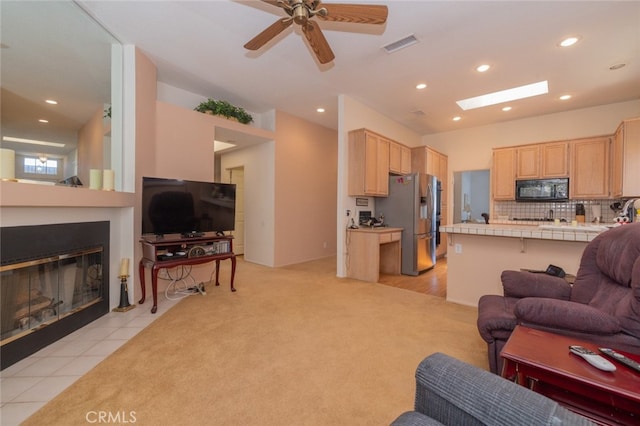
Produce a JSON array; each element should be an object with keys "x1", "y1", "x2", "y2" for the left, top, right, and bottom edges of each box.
[{"x1": 228, "y1": 167, "x2": 245, "y2": 255}]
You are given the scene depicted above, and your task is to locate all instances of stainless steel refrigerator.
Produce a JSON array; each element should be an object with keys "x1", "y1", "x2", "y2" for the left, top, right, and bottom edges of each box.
[{"x1": 376, "y1": 173, "x2": 437, "y2": 275}]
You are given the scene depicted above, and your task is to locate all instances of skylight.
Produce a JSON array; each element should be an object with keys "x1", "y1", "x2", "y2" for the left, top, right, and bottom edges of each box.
[{"x1": 456, "y1": 81, "x2": 549, "y2": 110}]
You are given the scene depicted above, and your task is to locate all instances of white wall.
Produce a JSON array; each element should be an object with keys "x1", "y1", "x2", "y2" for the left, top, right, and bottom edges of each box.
[{"x1": 219, "y1": 141, "x2": 276, "y2": 267}]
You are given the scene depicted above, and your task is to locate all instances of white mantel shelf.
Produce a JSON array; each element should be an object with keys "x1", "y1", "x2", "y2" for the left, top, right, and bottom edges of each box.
[
  {"x1": 0, "y1": 180, "x2": 135, "y2": 208},
  {"x1": 440, "y1": 222, "x2": 614, "y2": 243}
]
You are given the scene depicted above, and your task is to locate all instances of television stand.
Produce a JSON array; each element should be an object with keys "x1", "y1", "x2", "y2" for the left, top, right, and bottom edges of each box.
[
  {"x1": 182, "y1": 231, "x2": 205, "y2": 238},
  {"x1": 138, "y1": 233, "x2": 236, "y2": 313}
]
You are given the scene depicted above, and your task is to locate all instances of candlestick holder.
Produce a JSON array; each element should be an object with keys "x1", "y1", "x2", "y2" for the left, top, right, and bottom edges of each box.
[{"x1": 113, "y1": 274, "x2": 135, "y2": 312}]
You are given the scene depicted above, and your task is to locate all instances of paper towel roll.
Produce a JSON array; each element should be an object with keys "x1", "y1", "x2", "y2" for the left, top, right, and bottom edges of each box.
[
  {"x1": 103, "y1": 169, "x2": 114, "y2": 191},
  {"x1": 89, "y1": 169, "x2": 102, "y2": 189},
  {"x1": 0, "y1": 148, "x2": 16, "y2": 180}
]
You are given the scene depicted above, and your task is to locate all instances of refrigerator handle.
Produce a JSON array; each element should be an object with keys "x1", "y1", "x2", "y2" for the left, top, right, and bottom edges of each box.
[{"x1": 426, "y1": 183, "x2": 433, "y2": 219}]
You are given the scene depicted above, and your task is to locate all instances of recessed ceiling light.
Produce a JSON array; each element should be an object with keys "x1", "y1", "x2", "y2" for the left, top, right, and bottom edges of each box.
[
  {"x1": 559, "y1": 36, "x2": 581, "y2": 47},
  {"x1": 316, "y1": 107, "x2": 325, "y2": 113},
  {"x1": 452, "y1": 116, "x2": 461, "y2": 122},
  {"x1": 456, "y1": 80, "x2": 549, "y2": 110},
  {"x1": 559, "y1": 94, "x2": 572, "y2": 101},
  {"x1": 476, "y1": 64, "x2": 490, "y2": 73},
  {"x1": 502, "y1": 106, "x2": 512, "y2": 112},
  {"x1": 416, "y1": 83, "x2": 427, "y2": 90},
  {"x1": 45, "y1": 99, "x2": 58, "y2": 105},
  {"x1": 39, "y1": 119, "x2": 49, "y2": 123}
]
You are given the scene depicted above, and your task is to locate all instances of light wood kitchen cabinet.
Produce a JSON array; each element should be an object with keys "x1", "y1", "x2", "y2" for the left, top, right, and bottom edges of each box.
[
  {"x1": 570, "y1": 136, "x2": 610, "y2": 199},
  {"x1": 516, "y1": 142, "x2": 569, "y2": 179},
  {"x1": 541, "y1": 142, "x2": 570, "y2": 177},
  {"x1": 516, "y1": 145, "x2": 540, "y2": 179},
  {"x1": 492, "y1": 147, "x2": 516, "y2": 200},
  {"x1": 437, "y1": 204, "x2": 448, "y2": 258},
  {"x1": 348, "y1": 129, "x2": 390, "y2": 196},
  {"x1": 389, "y1": 141, "x2": 411, "y2": 175},
  {"x1": 611, "y1": 117, "x2": 640, "y2": 198},
  {"x1": 346, "y1": 227, "x2": 403, "y2": 282}
]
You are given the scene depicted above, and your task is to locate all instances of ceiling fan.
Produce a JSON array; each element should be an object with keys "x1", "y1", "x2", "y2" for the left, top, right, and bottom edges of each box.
[{"x1": 244, "y1": 0, "x2": 388, "y2": 64}]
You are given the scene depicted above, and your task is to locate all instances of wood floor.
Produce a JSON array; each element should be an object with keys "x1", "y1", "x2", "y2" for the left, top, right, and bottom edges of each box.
[{"x1": 378, "y1": 257, "x2": 447, "y2": 298}]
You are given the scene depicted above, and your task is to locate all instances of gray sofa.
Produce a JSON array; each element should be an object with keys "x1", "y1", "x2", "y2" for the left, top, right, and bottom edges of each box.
[{"x1": 390, "y1": 353, "x2": 594, "y2": 425}]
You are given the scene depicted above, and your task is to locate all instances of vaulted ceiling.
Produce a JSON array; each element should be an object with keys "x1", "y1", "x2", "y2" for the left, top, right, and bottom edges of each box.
[{"x1": 80, "y1": 0, "x2": 640, "y2": 134}]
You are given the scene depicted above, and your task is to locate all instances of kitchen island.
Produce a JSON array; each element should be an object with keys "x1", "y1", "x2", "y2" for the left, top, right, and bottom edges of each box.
[
  {"x1": 440, "y1": 223, "x2": 613, "y2": 307},
  {"x1": 346, "y1": 227, "x2": 403, "y2": 283}
]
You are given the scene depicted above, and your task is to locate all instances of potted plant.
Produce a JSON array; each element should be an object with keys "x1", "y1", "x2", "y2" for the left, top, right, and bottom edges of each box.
[{"x1": 194, "y1": 98, "x2": 253, "y2": 124}]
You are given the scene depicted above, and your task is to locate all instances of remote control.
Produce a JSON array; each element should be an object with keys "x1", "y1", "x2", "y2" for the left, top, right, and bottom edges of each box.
[
  {"x1": 569, "y1": 345, "x2": 616, "y2": 372},
  {"x1": 599, "y1": 348, "x2": 640, "y2": 373}
]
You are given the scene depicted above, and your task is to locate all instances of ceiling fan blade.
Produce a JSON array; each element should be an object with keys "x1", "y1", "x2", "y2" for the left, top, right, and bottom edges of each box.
[
  {"x1": 318, "y1": 3, "x2": 388, "y2": 24},
  {"x1": 244, "y1": 18, "x2": 293, "y2": 50},
  {"x1": 302, "y1": 20, "x2": 335, "y2": 64}
]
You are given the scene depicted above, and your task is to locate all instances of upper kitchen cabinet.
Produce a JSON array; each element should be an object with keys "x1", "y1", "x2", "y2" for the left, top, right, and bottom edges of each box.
[
  {"x1": 515, "y1": 145, "x2": 540, "y2": 179},
  {"x1": 348, "y1": 129, "x2": 390, "y2": 197},
  {"x1": 570, "y1": 136, "x2": 610, "y2": 199},
  {"x1": 515, "y1": 142, "x2": 569, "y2": 179},
  {"x1": 492, "y1": 147, "x2": 516, "y2": 200},
  {"x1": 412, "y1": 146, "x2": 449, "y2": 203},
  {"x1": 611, "y1": 117, "x2": 640, "y2": 198},
  {"x1": 541, "y1": 142, "x2": 570, "y2": 177},
  {"x1": 389, "y1": 141, "x2": 411, "y2": 175}
]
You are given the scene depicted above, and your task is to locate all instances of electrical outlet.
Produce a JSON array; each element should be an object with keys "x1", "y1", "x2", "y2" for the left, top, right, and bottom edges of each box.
[{"x1": 455, "y1": 243, "x2": 462, "y2": 254}]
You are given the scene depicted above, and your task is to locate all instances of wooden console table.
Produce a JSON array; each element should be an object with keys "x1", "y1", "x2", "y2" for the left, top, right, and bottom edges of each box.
[
  {"x1": 138, "y1": 233, "x2": 236, "y2": 313},
  {"x1": 501, "y1": 326, "x2": 640, "y2": 425}
]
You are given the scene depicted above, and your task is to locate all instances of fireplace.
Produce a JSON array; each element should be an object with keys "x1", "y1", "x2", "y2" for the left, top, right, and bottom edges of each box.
[{"x1": 1, "y1": 221, "x2": 110, "y2": 370}]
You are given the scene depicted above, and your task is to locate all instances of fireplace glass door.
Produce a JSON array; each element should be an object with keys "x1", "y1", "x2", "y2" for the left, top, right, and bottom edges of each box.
[{"x1": 1, "y1": 247, "x2": 104, "y2": 344}]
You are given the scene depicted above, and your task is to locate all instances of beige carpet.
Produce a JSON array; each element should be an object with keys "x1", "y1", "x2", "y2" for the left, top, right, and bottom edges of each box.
[{"x1": 24, "y1": 256, "x2": 487, "y2": 426}]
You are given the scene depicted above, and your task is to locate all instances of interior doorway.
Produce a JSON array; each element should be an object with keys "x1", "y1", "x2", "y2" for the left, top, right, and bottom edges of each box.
[
  {"x1": 453, "y1": 170, "x2": 490, "y2": 224},
  {"x1": 228, "y1": 167, "x2": 245, "y2": 255}
]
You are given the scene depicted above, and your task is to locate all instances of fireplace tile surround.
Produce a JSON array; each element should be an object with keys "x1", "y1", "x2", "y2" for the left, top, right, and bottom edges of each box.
[{"x1": 1, "y1": 222, "x2": 110, "y2": 370}]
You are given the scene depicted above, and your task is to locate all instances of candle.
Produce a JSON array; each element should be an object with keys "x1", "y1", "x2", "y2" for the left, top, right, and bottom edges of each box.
[
  {"x1": 89, "y1": 169, "x2": 102, "y2": 189},
  {"x1": 103, "y1": 169, "x2": 115, "y2": 191},
  {"x1": 119, "y1": 258, "x2": 129, "y2": 277}
]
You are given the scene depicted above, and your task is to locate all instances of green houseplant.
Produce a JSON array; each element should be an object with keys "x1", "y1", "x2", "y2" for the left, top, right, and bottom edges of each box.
[{"x1": 194, "y1": 99, "x2": 253, "y2": 124}]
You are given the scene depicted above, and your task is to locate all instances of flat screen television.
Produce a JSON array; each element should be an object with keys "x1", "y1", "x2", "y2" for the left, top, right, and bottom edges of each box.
[{"x1": 141, "y1": 177, "x2": 236, "y2": 237}]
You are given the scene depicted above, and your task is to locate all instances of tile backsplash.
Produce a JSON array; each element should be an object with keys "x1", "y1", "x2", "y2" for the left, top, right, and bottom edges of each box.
[{"x1": 494, "y1": 199, "x2": 623, "y2": 224}]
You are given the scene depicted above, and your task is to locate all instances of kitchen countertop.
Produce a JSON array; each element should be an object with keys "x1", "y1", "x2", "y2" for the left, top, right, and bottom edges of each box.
[
  {"x1": 440, "y1": 222, "x2": 614, "y2": 242},
  {"x1": 347, "y1": 226, "x2": 403, "y2": 233}
]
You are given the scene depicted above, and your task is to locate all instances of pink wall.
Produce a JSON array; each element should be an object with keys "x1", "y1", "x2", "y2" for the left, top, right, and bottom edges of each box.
[
  {"x1": 133, "y1": 48, "x2": 158, "y2": 294},
  {"x1": 274, "y1": 111, "x2": 338, "y2": 266},
  {"x1": 154, "y1": 102, "x2": 216, "y2": 182}
]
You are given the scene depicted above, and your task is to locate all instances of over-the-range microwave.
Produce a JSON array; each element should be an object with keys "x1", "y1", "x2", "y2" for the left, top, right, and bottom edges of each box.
[{"x1": 515, "y1": 178, "x2": 569, "y2": 202}]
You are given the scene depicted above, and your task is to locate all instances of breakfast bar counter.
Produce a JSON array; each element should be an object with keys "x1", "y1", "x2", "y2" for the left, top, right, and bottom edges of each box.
[{"x1": 440, "y1": 223, "x2": 612, "y2": 307}]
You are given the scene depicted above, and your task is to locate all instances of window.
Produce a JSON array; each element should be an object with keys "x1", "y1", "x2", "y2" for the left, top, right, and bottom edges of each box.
[{"x1": 23, "y1": 157, "x2": 58, "y2": 175}]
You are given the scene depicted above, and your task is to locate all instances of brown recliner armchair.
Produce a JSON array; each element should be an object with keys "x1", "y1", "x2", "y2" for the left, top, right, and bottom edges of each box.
[{"x1": 477, "y1": 222, "x2": 640, "y2": 374}]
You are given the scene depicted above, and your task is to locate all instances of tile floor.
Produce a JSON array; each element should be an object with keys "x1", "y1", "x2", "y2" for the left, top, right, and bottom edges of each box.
[{"x1": 1, "y1": 296, "x2": 180, "y2": 426}]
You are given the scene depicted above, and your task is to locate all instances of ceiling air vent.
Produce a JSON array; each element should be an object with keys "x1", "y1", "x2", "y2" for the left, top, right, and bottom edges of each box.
[{"x1": 383, "y1": 34, "x2": 419, "y2": 53}]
